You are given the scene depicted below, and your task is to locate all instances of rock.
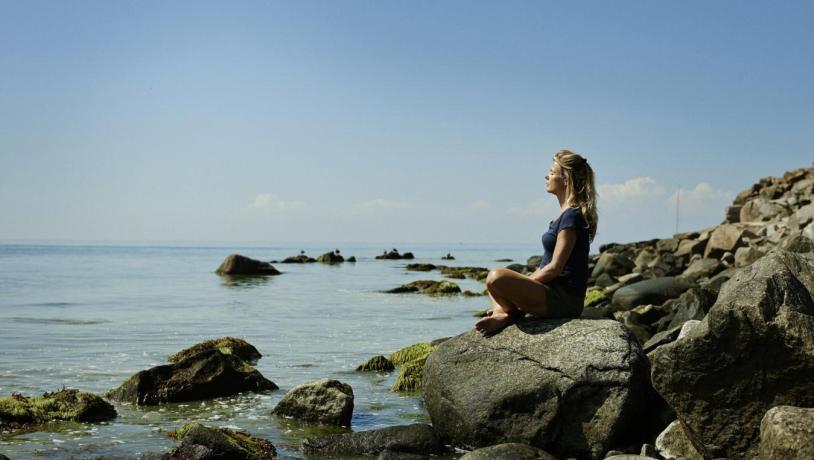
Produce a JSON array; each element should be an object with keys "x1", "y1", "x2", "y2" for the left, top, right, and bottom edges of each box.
[
  {"x1": 0, "y1": 389, "x2": 116, "y2": 430},
  {"x1": 376, "y1": 249, "x2": 415, "y2": 260},
  {"x1": 759, "y1": 405, "x2": 814, "y2": 460},
  {"x1": 215, "y1": 254, "x2": 281, "y2": 276},
  {"x1": 495, "y1": 258, "x2": 513, "y2": 262},
  {"x1": 168, "y1": 337, "x2": 261, "y2": 364},
  {"x1": 439, "y1": 266, "x2": 489, "y2": 282},
  {"x1": 651, "y1": 250, "x2": 814, "y2": 459},
  {"x1": 462, "y1": 290, "x2": 486, "y2": 297},
  {"x1": 385, "y1": 280, "x2": 461, "y2": 295},
  {"x1": 377, "y1": 450, "x2": 429, "y2": 460},
  {"x1": 281, "y1": 254, "x2": 316, "y2": 263},
  {"x1": 168, "y1": 422, "x2": 276, "y2": 459},
  {"x1": 406, "y1": 263, "x2": 436, "y2": 272},
  {"x1": 681, "y1": 257, "x2": 724, "y2": 281},
  {"x1": 726, "y1": 205, "x2": 742, "y2": 223},
  {"x1": 347, "y1": 256, "x2": 357, "y2": 262},
  {"x1": 506, "y1": 263, "x2": 528, "y2": 274},
  {"x1": 604, "y1": 456, "x2": 659, "y2": 460},
  {"x1": 316, "y1": 251, "x2": 344, "y2": 264},
  {"x1": 784, "y1": 234, "x2": 814, "y2": 253},
  {"x1": 657, "y1": 238, "x2": 680, "y2": 253},
  {"x1": 302, "y1": 423, "x2": 445, "y2": 457},
  {"x1": 703, "y1": 224, "x2": 755, "y2": 259},
  {"x1": 422, "y1": 318, "x2": 653, "y2": 459},
  {"x1": 740, "y1": 197, "x2": 790, "y2": 223},
  {"x1": 805, "y1": 222, "x2": 814, "y2": 241},
  {"x1": 390, "y1": 342, "x2": 435, "y2": 365},
  {"x1": 442, "y1": 253, "x2": 455, "y2": 260},
  {"x1": 594, "y1": 273, "x2": 616, "y2": 288},
  {"x1": 612, "y1": 277, "x2": 693, "y2": 311},
  {"x1": 584, "y1": 288, "x2": 608, "y2": 308},
  {"x1": 734, "y1": 246, "x2": 765, "y2": 267},
  {"x1": 654, "y1": 420, "x2": 704, "y2": 460},
  {"x1": 639, "y1": 444, "x2": 658, "y2": 457},
  {"x1": 527, "y1": 255, "x2": 543, "y2": 271},
  {"x1": 272, "y1": 379, "x2": 353, "y2": 426},
  {"x1": 674, "y1": 239, "x2": 706, "y2": 259},
  {"x1": 389, "y1": 342, "x2": 436, "y2": 392},
  {"x1": 677, "y1": 319, "x2": 701, "y2": 339},
  {"x1": 356, "y1": 355, "x2": 395, "y2": 372},
  {"x1": 642, "y1": 325, "x2": 683, "y2": 355},
  {"x1": 592, "y1": 253, "x2": 636, "y2": 278},
  {"x1": 108, "y1": 348, "x2": 277, "y2": 405},
  {"x1": 458, "y1": 443, "x2": 558, "y2": 460}
]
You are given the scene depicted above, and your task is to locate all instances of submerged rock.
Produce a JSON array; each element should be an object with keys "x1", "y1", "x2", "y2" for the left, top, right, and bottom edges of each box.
[
  {"x1": 385, "y1": 280, "x2": 461, "y2": 295},
  {"x1": 405, "y1": 263, "x2": 437, "y2": 272},
  {"x1": 302, "y1": 423, "x2": 445, "y2": 457},
  {"x1": 281, "y1": 254, "x2": 316, "y2": 263},
  {"x1": 651, "y1": 250, "x2": 814, "y2": 459},
  {"x1": 168, "y1": 337, "x2": 261, "y2": 364},
  {"x1": 272, "y1": 379, "x2": 354, "y2": 427},
  {"x1": 422, "y1": 318, "x2": 653, "y2": 459},
  {"x1": 166, "y1": 422, "x2": 276, "y2": 459},
  {"x1": 215, "y1": 254, "x2": 280, "y2": 276},
  {"x1": 0, "y1": 389, "x2": 116, "y2": 430},
  {"x1": 108, "y1": 348, "x2": 277, "y2": 405}
]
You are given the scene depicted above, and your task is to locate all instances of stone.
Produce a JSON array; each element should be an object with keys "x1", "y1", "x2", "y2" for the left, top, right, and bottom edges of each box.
[
  {"x1": 592, "y1": 253, "x2": 636, "y2": 278},
  {"x1": 215, "y1": 254, "x2": 280, "y2": 276},
  {"x1": 377, "y1": 449, "x2": 429, "y2": 460},
  {"x1": 506, "y1": 263, "x2": 529, "y2": 274},
  {"x1": 594, "y1": 273, "x2": 616, "y2": 288},
  {"x1": 442, "y1": 253, "x2": 455, "y2": 260},
  {"x1": 168, "y1": 337, "x2": 261, "y2": 364},
  {"x1": 356, "y1": 355, "x2": 395, "y2": 372},
  {"x1": 611, "y1": 277, "x2": 693, "y2": 311},
  {"x1": 651, "y1": 250, "x2": 814, "y2": 459},
  {"x1": 406, "y1": 263, "x2": 436, "y2": 272},
  {"x1": 0, "y1": 389, "x2": 116, "y2": 430},
  {"x1": 168, "y1": 422, "x2": 276, "y2": 459},
  {"x1": 422, "y1": 318, "x2": 654, "y2": 459},
  {"x1": 389, "y1": 342, "x2": 436, "y2": 392},
  {"x1": 347, "y1": 256, "x2": 357, "y2": 262},
  {"x1": 108, "y1": 348, "x2": 277, "y2": 405},
  {"x1": 740, "y1": 197, "x2": 790, "y2": 223},
  {"x1": 759, "y1": 405, "x2": 814, "y2": 460},
  {"x1": 674, "y1": 239, "x2": 706, "y2": 259},
  {"x1": 677, "y1": 319, "x2": 701, "y2": 339},
  {"x1": 703, "y1": 224, "x2": 755, "y2": 259},
  {"x1": 376, "y1": 249, "x2": 415, "y2": 260},
  {"x1": 657, "y1": 238, "x2": 680, "y2": 253},
  {"x1": 725, "y1": 205, "x2": 742, "y2": 223},
  {"x1": 281, "y1": 254, "x2": 316, "y2": 263},
  {"x1": 316, "y1": 251, "x2": 344, "y2": 264},
  {"x1": 302, "y1": 423, "x2": 445, "y2": 457},
  {"x1": 439, "y1": 266, "x2": 489, "y2": 282},
  {"x1": 734, "y1": 246, "x2": 765, "y2": 267},
  {"x1": 784, "y1": 234, "x2": 814, "y2": 253},
  {"x1": 794, "y1": 203, "x2": 814, "y2": 225},
  {"x1": 681, "y1": 257, "x2": 724, "y2": 281},
  {"x1": 385, "y1": 280, "x2": 461, "y2": 295},
  {"x1": 273, "y1": 379, "x2": 353, "y2": 426},
  {"x1": 654, "y1": 420, "x2": 703, "y2": 460},
  {"x1": 458, "y1": 443, "x2": 558, "y2": 460},
  {"x1": 651, "y1": 287, "x2": 717, "y2": 333},
  {"x1": 804, "y1": 222, "x2": 814, "y2": 241},
  {"x1": 527, "y1": 255, "x2": 543, "y2": 271}
]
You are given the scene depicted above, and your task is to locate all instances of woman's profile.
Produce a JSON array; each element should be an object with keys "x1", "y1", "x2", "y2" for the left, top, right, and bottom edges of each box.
[{"x1": 475, "y1": 149, "x2": 598, "y2": 336}]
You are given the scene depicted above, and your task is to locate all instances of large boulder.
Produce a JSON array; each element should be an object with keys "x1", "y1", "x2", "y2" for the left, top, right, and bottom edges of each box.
[
  {"x1": 108, "y1": 348, "x2": 277, "y2": 405},
  {"x1": 302, "y1": 423, "x2": 445, "y2": 457},
  {"x1": 317, "y1": 250, "x2": 344, "y2": 264},
  {"x1": 385, "y1": 280, "x2": 461, "y2": 295},
  {"x1": 459, "y1": 443, "x2": 558, "y2": 460},
  {"x1": 591, "y1": 253, "x2": 635, "y2": 278},
  {"x1": 703, "y1": 224, "x2": 755, "y2": 259},
  {"x1": 654, "y1": 420, "x2": 703, "y2": 460},
  {"x1": 166, "y1": 422, "x2": 276, "y2": 459},
  {"x1": 422, "y1": 318, "x2": 653, "y2": 460},
  {"x1": 215, "y1": 254, "x2": 280, "y2": 276},
  {"x1": 611, "y1": 277, "x2": 692, "y2": 311},
  {"x1": 272, "y1": 378, "x2": 353, "y2": 426},
  {"x1": 0, "y1": 389, "x2": 116, "y2": 430},
  {"x1": 759, "y1": 405, "x2": 814, "y2": 460},
  {"x1": 651, "y1": 250, "x2": 814, "y2": 459},
  {"x1": 168, "y1": 337, "x2": 261, "y2": 364}
]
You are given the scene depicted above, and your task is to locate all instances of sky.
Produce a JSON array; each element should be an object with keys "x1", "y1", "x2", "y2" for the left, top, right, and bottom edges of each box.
[{"x1": 1, "y1": 1, "x2": 812, "y2": 248}]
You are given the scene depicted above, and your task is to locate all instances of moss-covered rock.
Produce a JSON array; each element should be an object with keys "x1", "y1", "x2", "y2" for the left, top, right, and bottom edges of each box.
[
  {"x1": 392, "y1": 358, "x2": 427, "y2": 392},
  {"x1": 168, "y1": 422, "x2": 276, "y2": 459},
  {"x1": 168, "y1": 337, "x2": 262, "y2": 364},
  {"x1": 389, "y1": 342, "x2": 435, "y2": 366},
  {"x1": 439, "y1": 266, "x2": 489, "y2": 282},
  {"x1": 376, "y1": 249, "x2": 415, "y2": 260},
  {"x1": 583, "y1": 288, "x2": 607, "y2": 308},
  {"x1": 0, "y1": 389, "x2": 116, "y2": 430},
  {"x1": 385, "y1": 280, "x2": 461, "y2": 296},
  {"x1": 463, "y1": 290, "x2": 486, "y2": 297},
  {"x1": 356, "y1": 355, "x2": 395, "y2": 372},
  {"x1": 405, "y1": 263, "x2": 437, "y2": 272},
  {"x1": 472, "y1": 309, "x2": 490, "y2": 318},
  {"x1": 272, "y1": 379, "x2": 354, "y2": 426}
]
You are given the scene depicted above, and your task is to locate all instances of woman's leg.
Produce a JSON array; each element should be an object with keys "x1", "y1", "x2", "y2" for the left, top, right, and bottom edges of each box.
[{"x1": 475, "y1": 268, "x2": 548, "y2": 335}]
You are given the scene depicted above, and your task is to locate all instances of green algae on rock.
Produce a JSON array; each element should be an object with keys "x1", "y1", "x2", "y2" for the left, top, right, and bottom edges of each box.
[
  {"x1": 438, "y1": 266, "x2": 489, "y2": 282},
  {"x1": 0, "y1": 389, "x2": 116, "y2": 430},
  {"x1": 355, "y1": 355, "x2": 395, "y2": 372},
  {"x1": 168, "y1": 422, "x2": 277, "y2": 459},
  {"x1": 168, "y1": 336, "x2": 262, "y2": 364},
  {"x1": 385, "y1": 280, "x2": 461, "y2": 296},
  {"x1": 389, "y1": 342, "x2": 437, "y2": 393},
  {"x1": 389, "y1": 342, "x2": 435, "y2": 366},
  {"x1": 583, "y1": 287, "x2": 607, "y2": 308}
]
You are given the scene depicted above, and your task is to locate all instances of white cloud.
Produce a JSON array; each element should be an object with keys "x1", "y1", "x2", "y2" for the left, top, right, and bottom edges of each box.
[
  {"x1": 598, "y1": 177, "x2": 666, "y2": 208},
  {"x1": 245, "y1": 194, "x2": 305, "y2": 212},
  {"x1": 667, "y1": 182, "x2": 734, "y2": 211}
]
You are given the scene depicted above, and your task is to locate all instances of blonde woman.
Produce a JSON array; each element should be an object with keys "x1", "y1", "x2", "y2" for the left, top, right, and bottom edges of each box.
[{"x1": 475, "y1": 150, "x2": 598, "y2": 336}]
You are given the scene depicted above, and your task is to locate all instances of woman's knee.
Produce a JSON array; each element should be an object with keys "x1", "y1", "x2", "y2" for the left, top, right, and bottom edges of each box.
[{"x1": 486, "y1": 268, "x2": 509, "y2": 291}]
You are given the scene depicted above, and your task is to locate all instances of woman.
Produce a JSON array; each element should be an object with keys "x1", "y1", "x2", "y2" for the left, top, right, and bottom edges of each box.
[{"x1": 475, "y1": 150, "x2": 598, "y2": 336}]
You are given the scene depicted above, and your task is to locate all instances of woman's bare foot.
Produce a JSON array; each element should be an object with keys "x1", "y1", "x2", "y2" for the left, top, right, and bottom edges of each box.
[{"x1": 474, "y1": 313, "x2": 515, "y2": 336}]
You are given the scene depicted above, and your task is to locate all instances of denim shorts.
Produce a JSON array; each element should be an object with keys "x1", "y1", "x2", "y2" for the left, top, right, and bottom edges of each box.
[{"x1": 543, "y1": 282, "x2": 584, "y2": 318}]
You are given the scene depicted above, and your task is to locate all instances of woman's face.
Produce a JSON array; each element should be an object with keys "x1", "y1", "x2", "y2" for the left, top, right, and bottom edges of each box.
[{"x1": 545, "y1": 161, "x2": 566, "y2": 195}]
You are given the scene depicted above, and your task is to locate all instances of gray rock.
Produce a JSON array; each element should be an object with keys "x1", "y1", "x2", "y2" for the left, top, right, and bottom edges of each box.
[
  {"x1": 651, "y1": 250, "x2": 814, "y2": 459},
  {"x1": 316, "y1": 251, "x2": 344, "y2": 264},
  {"x1": 377, "y1": 449, "x2": 428, "y2": 460},
  {"x1": 592, "y1": 253, "x2": 636, "y2": 278},
  {"x1": 734, "y1": 246, "x2": 765, "y2": 267},
  {"x1": 612, "y1": 277, "x2": 693, "y2": 311},
  {"x1": 804, "y1": 222, "x2": 814, "y2": 241},
  {"x1": 677, "y1": 320, "x2": 701, "y2": 339},
  {"x1": 759, "y1": 405, "x2": 814, "y2": 460},
  {"x1": 681, "y1": 257, "x2": 724, "y2": 281},
  {"x1": 784, "y1": 234, "x2": 814, "y2": 253},
  {"x1": 302, "y1": 423, "x2": 445, "y2": 456},
  {"x1": 422, "y1": 318, "x2": 653, "y2": 459},
  {"x1": 167, "y1": 422, "x2": 277, "y2": 459},
  {"x1": 527, "y1": 255, "x2": 543, "y2": 271},
  {"x1": 674, "y1": 239, "x2": 706, "y2": 259},
  {"x1": 651, "y1": 287, "x2": 717, "y2": 333},
  {"x1": 655, "y1": 420, "x2": 703, "y2": 460},
  {"x1": 459, "y1": 443, "x2": 558, "y2": 460},
  {"x1": 604, "y1": 456, "x2": 659, "y2": 460},
  {"x1": 215, "y1": 254, "x2": 280, "y2": 276},
  {"x1": 273, "y1": 379, "x2": 353, "y2": 426}
]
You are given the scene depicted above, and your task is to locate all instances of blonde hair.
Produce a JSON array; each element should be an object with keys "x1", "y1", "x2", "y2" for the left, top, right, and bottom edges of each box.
[{"x1": 553, "y1": 150, "x2": 599, "y2": 242}]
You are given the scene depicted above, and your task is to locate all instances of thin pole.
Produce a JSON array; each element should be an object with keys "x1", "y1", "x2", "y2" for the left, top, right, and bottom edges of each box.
[{"x1": 675, "y1": 186, "x2": 680, "y2": 234}]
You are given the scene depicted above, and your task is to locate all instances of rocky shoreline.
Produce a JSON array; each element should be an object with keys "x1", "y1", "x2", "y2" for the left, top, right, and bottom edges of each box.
[{"x1": 3, "y1": 166, "x2": 814, "y2": 459}]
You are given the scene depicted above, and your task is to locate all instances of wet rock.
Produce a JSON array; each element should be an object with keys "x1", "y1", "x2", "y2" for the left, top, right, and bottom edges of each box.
[
  {"x1": 458, "y1": 442, "x2": 558, "y2": 460},
  {"x1": 316, "y1": 251, "x2": 344, "y2": 264},
  {"x1": 405, "y1": 263, "x2": 436, "y2": 272},
  {"x1": 0, "y1": 389, "x2": 116, "y2": 430},
  {"x1": 385, "y1": 280, "x2": 461, "y2": 295},
  {"x1": 167, "y1": 422, "x2": 276, "y2": 459},
  {"x1": 442, "y1": 253, "x2": 455, "y2": 260},
  {"x1": 356, "y1": 355, "x2": 395, "y2": 372},
  {"x1": 168, "y1": 337, "x2": 261, "y2": 364},
  {"x1": 389, "y1": 342, "x2": 436, "y2": 392},
  {"x1": 462, "y1": 290, "x2": 485, "y2": 297},
  {"x1": 651, "y1": 250, "x2": 814, "y2": 459},
  {"x1": 611, "y1": 277, "x2": 692, "y2": 311},
  {"x1": 422, "y1": 318, "x2": 653, "y2": 459},
  {"x1": 377, "y1": 450, "x2": 428, "y2": 460},
  {"x1": 302, "y1": 423, "x2": 445, "y2": 457},
  {"x1": 215, "y1": 254, "x2": 280, "y2": 276},
  {"x1": 655, "y1": 420, "x2": 703, "y2": 460},
  {"x1": 346, "y1": 256, "x2": 357, "y2": 262},
  {"x1": 108, "y1": 348, "x2": 277, "y2": 405},
  {"x1": 439, "y1": 266, "x2": 489, "y2": 282},
  {"x1": 272, "y1": 379, "x2": 353, "y2": 426},
  {"x1": 759, "y1": 405, "x2": 814, "y2": 460},
  {"x1": 506, "y1": 263, "x2": 528, "y2": 274},
  {"x1": 376, "y1": 249, "x2": 415, "y2": 260},
  {"x1": 281, "y1": 254, "x2": 316, "y2": 263},
  {"x1": 527, "y1": 255, "x2": 543, "y2": 271}
]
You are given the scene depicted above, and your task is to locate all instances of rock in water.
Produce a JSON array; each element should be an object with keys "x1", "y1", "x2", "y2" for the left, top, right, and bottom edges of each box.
[
  {"x1": 651, "y1": 250, "x2": 814, "y2": 459},
  {"x1": 168, "y1": 336, "x2": 261, "y2": 364},
  {"x1": 422, "y1": 318, "x2": 652, "y2": 459},
  {"x1": 302, "y1": 423, "x2": 445, "y2": 457},
  {"x1": 167, "y1": 422, "x2": 276, "y2": 459},
  {"x1": 459, "y1": 443, "x2": 558, "y2": 460},
  {"x1": 759, "y1": 405, "x2": 814, "y2": 460},
  {"x1": 272, "y1": 379, "x2": 354, "y2": 426},
  {"x1": 108, "y1": 348, "x2": 277, "y2": 405},
  {"x1": 0, "y1": 389, "x2": 116, "y2": 430},
  {"x1": 215, "y1": 254, "x2": 280, "y2": 276}
]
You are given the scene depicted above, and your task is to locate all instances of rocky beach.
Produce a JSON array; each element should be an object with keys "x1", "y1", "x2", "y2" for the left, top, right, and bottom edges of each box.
[{"x1": 2, "y1": 166, "x2": 814, "y2": 459}]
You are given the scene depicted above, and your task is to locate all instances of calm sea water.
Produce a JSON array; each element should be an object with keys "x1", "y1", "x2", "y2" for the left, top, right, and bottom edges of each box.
[{"x1": 0, "y1": 242, "x2": 540, "y2": 459}]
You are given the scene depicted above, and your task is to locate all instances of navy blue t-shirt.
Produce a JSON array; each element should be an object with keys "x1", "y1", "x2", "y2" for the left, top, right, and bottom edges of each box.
[{"x1": 540, "y1": 207, "x2": 590, "y2": 298}]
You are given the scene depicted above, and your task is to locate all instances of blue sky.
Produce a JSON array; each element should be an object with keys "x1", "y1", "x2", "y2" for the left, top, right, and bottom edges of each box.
[{"x1": 1, "y1": 1, "x2": 812, "y2": 248}]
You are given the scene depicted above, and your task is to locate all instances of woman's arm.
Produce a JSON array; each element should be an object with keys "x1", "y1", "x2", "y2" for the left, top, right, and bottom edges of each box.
[{"x1": 530, "y1": 228, "x2": 577, "y2": 284}]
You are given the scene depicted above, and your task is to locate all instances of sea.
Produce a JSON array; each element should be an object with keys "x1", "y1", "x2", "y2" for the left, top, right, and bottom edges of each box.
[{"x1": 0, "y1": 242, "x2": 541, "y2": 459}]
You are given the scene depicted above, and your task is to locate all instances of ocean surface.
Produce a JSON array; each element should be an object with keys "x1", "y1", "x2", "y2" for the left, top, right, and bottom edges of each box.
[{"x1": 0, "y1": 242, "x2": 541, "y2": 459}]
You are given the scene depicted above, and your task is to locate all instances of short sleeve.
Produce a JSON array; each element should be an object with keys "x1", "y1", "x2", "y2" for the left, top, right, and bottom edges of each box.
[{"x1": 558, "y1": 208, "x2": 584, "y2": 232}]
